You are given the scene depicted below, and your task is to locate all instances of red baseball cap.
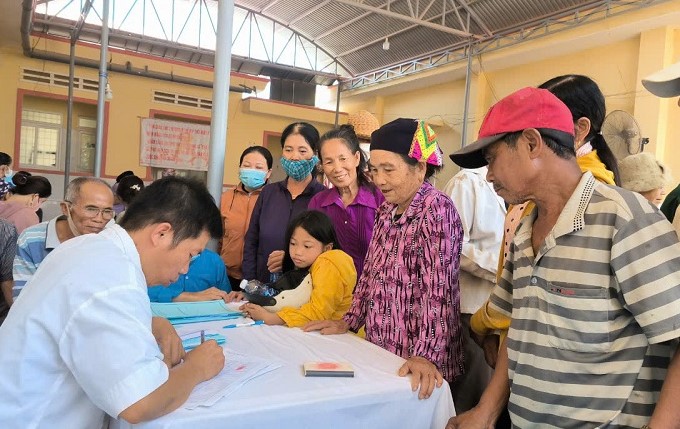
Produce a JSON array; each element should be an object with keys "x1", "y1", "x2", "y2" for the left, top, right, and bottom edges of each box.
[{"x1": 449, "y1": 87, "x2": 575, "y2": 169}]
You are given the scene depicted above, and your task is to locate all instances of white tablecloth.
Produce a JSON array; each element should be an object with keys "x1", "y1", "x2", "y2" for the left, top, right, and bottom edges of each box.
[{"x1": 112, "y1": 320, "x2": 455, "y2": 429}]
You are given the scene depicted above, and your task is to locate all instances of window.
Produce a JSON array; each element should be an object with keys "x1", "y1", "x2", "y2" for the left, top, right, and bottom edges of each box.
[
  {"x1": 20, "y1": 110, "x2": 62, "y2": 169},
  {"x1": 75, "y1": 117, "x2": 96, "y2": 172},
  {"x1": 19, "y1": 107, "x2": 97, "y2": 174}
]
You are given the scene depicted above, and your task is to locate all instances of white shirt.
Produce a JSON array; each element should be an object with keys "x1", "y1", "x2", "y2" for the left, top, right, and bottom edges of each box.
[
  {"x1": 0, "y1": 224, "x2": 169, "y2": 428},
  {"x1": 444, "y1": 167, "x2": 506, "y2": 313}
]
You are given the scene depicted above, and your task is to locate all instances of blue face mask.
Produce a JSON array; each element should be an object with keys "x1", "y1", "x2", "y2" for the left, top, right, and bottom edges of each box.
[
  {"x1": 280, "y1": 155, "x2": 319, "y2": 182},
  {"x1": 239, "y1": 168, "x2": 267, "y2": 190}
]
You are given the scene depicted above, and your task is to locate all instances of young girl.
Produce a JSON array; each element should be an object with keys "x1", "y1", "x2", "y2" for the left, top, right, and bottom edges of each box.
[{"x1": 241, "y1": 210, "x2": 356, "y2": 328}]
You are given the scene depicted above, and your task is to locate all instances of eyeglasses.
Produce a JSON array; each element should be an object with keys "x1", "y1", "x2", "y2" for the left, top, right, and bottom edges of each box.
[{"x1": 66, "y1": 201, "x2": 115, "y2": 219}]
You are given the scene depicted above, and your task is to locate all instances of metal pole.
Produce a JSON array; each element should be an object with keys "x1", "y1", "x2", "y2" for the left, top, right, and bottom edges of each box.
[
  {"x1": 65, "y1": 0, "x2": 94, "y2": 194},
  {"x1": 334, "y1": 82, "x2": 341, "y2": 126},
  {"x1": 94, "y1": 0, "x2": 110, "y2": 178},
  {"x1": 206, "y1": 0, "x2": 235, "y2": 250},
  {"x1": 461, "y1": 41, "x2": 473, "y2": 148},
  {"x1": 64, "y1": 40, "x2": 76, "y2": 197}
]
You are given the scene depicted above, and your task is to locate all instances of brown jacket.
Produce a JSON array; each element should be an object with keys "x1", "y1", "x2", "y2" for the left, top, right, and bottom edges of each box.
[{"x1": 220, "y1": 184, "x2": 262, "y2": 280}]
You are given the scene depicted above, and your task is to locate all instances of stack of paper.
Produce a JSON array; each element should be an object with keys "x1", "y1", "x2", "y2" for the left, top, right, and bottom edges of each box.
[
  {"x1": 151, "y1": 301, "x2": 243, "y2": 325},
  {"x1": 184, "y1": 349, "x2": 282, "y2": 409}
]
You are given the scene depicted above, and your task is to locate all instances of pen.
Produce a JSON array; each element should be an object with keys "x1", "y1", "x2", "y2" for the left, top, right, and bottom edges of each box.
[
  {"x1": 200, "y1": 330, "x2": 205, "y2": 344},
  {"x1": 223, "y1": 320, "x2": 264, "y2": 329}
]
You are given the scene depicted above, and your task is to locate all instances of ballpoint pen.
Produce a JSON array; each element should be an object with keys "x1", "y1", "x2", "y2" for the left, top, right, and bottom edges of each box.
[
  {"x1": 223, "y1": 320, "x2": 265, "y2": 329},
  {"x1": 200, "y1": 330, "x2": 205, "y2": 344}
]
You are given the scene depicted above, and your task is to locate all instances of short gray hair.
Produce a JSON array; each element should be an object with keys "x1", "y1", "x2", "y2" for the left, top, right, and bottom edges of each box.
[{"x1": 64, "y1": 177, "x2": 113, "y2": 204}]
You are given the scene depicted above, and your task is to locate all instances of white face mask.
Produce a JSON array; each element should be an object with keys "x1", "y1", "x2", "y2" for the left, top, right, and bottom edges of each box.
[
  {"x1": 65, "y1": 208, "x2": 82, "y2": 237},
  {"x1": 3, "y1": 168, "x2": 12, "y2": 179}
]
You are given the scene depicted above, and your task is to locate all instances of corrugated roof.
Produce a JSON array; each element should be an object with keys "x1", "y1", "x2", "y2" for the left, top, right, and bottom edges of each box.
[{"x1": 26, "y1": 0, "x2": 666, "y2": 87}]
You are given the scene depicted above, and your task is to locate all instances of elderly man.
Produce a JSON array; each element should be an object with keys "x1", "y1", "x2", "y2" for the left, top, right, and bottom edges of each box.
[
  {"x1": 10, "y1": 177, "x2": 114, "y2": 301},
  {"x1": 447, "y1": 87, "x2": 680, "y2": 428},
  {"x1": 0, "y1": 177, "x2": 225, "y2": 427}
]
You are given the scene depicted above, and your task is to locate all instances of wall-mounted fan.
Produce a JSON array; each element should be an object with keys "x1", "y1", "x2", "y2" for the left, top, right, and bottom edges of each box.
[{"x1": 601, "y1": 110, "x2": 648, "y2": 161}]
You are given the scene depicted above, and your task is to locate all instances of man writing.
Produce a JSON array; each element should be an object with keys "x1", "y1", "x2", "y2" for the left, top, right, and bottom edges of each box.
[
  {"x1": 447, "y1": 87, "x2": 680, "y2": 428},
  {"x1": 0, "y1": 177, "x2": 225, "y2": 426},
  {"x1": 10, "y1": 177, "x2": 115, "y2": 301}
]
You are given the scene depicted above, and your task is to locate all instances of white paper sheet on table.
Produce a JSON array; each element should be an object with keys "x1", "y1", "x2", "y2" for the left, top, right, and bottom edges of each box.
[{"x1": 183, "y1": 348, "x2": 282, "y2": 409}]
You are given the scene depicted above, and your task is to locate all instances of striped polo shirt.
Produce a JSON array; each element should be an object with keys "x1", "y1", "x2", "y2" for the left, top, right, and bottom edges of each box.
[
  {"x1": 490, "y1": 172, "x2": 680, "y2": 428},
  {"x1": 12, "y1": 216, "x2": 63, "y2": 298}
]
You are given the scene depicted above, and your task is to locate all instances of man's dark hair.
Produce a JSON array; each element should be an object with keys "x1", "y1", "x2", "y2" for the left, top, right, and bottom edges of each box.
[
  {"x1": 503, "y1": 130, "x2": 576, "y2": 160},
  {"x1": 119, "y1": 177, "x2": 222, "y2": 245}
]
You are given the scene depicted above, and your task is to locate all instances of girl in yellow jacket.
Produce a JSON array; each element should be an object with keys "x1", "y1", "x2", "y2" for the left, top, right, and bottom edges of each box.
[{"x1": 242, "y1": 210, "x2": 356, "y2": 328}]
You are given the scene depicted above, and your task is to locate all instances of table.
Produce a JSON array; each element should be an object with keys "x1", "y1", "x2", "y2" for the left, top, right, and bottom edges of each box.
[{"x1": 112, "y1": 319, "x2": 456, "y2": 429}]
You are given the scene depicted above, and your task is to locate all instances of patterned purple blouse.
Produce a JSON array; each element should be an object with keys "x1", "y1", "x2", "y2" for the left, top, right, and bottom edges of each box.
[{"x1": 343, "y1": 181, "x2": 464, "y2": 382}]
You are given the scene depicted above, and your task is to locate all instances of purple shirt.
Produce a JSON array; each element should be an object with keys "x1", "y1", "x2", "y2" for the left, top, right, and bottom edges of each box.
[
  {"x1": 242, "y1": 178, "x2": 324, "y2": 283},
  {"x1": 308, "y1": 185, "x2": 384, "y2": 277},
  {"x1": 343, "y1": 181, "x2": 464, "y2": 382}
]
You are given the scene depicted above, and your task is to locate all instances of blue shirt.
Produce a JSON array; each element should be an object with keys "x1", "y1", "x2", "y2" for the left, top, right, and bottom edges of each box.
[{"x1": 147, "y1": 249, "x2": 230, "y2": 302}]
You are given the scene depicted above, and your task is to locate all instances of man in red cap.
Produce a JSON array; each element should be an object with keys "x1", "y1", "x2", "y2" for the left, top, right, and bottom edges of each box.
[{"x1": 447, "y1": 87, "x2": 680, "y2": 428}]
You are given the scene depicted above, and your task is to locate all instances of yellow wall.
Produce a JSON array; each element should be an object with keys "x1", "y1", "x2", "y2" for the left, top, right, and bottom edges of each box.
[{"x1": 0, "y1": 38, "x2": 346, "y2": 188}]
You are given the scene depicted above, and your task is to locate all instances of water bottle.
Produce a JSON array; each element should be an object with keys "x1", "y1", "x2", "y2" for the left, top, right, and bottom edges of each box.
[{"x1": 269, "y1": 271, "x2": 282, "y2": 284}]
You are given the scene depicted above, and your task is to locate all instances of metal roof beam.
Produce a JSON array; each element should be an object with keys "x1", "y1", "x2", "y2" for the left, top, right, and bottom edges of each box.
[
  {"x1": 333, "y1": 0, "x2": 477, "y2": 38},
  {"x1": 71, "y1": 0, "x2": 94, "y2": 42},
  {"x1": 418, "y1": 0, "x2": 437, "y2": 19},
  {"x1": 342, "y1": 0, "x2": 663, "y2": 90},
  {"x1": 452, "y1": 0, "x2": 493, "y2": 36}
]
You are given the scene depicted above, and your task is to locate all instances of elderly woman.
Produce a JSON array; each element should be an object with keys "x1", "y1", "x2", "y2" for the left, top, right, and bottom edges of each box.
[
  {"x1": 308, "y1": 125, "x2": 384, "y2": 277},
  {"x1": 243, "y1": 122, "x2": 324, "y2": 283},
  {"x1": 306, "y1": 118, "x2": 464, "y2": 400}
]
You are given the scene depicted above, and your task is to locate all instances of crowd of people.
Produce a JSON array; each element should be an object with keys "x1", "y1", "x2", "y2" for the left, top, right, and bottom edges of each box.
[{"x1": 0, "y1": 64, "x2": 680, "y2": 428}]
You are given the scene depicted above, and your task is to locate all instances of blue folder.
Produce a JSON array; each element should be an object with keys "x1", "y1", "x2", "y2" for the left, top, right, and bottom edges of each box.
[{"x1": 151, "y1": 301, "x2": 243, "y2": 325}]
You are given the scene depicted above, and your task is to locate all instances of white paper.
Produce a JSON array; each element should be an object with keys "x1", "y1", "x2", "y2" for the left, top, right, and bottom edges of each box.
[{"x1": 184, "y1": 349, "x2": 282, "y2": 409}]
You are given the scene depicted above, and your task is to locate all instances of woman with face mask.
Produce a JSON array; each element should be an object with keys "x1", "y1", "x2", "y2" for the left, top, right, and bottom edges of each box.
[
  {"x1": 242, "y1": 122, "x2": 325, "y2": 284},
  {"x1": 0, "y1": 171, "x2": 51, "y2": 234},
  {"x1": 220, "y1": 146, "x2": 273, "y2": 290}
]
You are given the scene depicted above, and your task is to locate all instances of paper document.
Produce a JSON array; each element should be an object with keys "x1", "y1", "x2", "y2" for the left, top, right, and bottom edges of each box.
[
  {"x1": 151, "y1": 301, "x2": 242, "y2": 321},
  {"x1": 184, "y1": 349, "x2": 282, "y2": 409}
]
